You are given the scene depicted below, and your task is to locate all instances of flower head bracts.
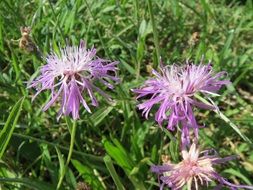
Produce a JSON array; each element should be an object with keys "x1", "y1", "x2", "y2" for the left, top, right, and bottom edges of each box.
[
  {"x1": 133, "y1": 63, "x2": 229, "y2": 145},
  {"x1": 151, "y1": 143, "x2": 253, "y2": 190},
  {"x1": 28, "y1": 41, "x2": 119, "y2": 120}
]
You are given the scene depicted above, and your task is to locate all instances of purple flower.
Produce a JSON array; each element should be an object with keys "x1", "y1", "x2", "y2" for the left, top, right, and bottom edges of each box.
[
  {"x1": 133, "y1": 62, "x2": 229, "y2": 144},
  {"x1": 28, "y1": 41, "x2": 119, "y2": 120},
  {"x1": 151, "y1": 143, "x2": 253, "y2": 190}
]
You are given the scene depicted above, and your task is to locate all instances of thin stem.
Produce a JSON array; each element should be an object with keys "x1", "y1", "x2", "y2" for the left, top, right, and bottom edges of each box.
[
  {"x1": 56, "y1": 120, "x2": 77, "y2": 190},
  {"x1": 158, "y1": 128, "x2": 165, "y2": 164},
  {"x1": 66, "y1": 121, "x2": 77, "y2": 165},
  {"x1": 147, "y1": 0, "x2": 160, "y2": 69}
]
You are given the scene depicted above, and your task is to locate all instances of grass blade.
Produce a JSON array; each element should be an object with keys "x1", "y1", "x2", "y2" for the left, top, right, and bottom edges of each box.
[
  {"x1": 55, "y1": 147, "x2": 65, "y2": 185},
  {"x1": 104, "y1": 155, "x2": 125, "y2": 190},
  {"x1": 72, "y1": 159, "x2": 105, "y2": 189},
  {"x1": 147, "y1": 0, "x2": 160, "y2": 68},
  {"x1": 0, "y1": 177, "x2": 54, "y2": 190},
  {"x1": 216, "y1": 111, "x2": 252, "y2": 144},
  {"x1": 90, "y1": 106, "x2": 114, "y2": 126},
  {"x1": 195, "y1": 94, "x2": 252, "y2": 144},
  {"x1": 0, "y1": 97, "x2": 25, "y2": 159}
]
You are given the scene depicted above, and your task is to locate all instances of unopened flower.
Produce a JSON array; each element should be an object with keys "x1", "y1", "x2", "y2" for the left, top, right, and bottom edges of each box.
[
  {"x1": 28, "y1": 41, "x2": 119, "y2": 120},
  {"x1": 133, "y1": 62, "x2": 229, "y2": 144},
  {"x1": 151, "y1": 143, "x2": 253, "y2": 190}
]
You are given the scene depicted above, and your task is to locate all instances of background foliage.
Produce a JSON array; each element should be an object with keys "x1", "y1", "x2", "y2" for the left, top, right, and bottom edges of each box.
[{"x1": 0, "y1": 0, "x2": 253, "y2": 189}]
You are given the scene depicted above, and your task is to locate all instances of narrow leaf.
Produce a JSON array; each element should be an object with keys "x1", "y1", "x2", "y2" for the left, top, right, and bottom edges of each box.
[
  {"x1": 0, "y1": 97, "x2": 25, "y2": 158},
  {"x1": 90, "y1": 106, "x2": 113, "y2": 126},
  {"x1": 0, "y1": 177, "x2": 54, "y2": 190},
  {"x1": 104, "y1": 155, "x2": 125, "y2": 190},
  {"x1": 195, "y1": 94, "x2": 252, "y2": 144},
  {"x1": 55, "y1": 147, "x2": 65, "y2": 179}
]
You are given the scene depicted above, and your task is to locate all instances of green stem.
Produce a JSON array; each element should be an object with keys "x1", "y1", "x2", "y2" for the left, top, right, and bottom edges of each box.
[
  {"x1": 56, "y1": 120, "x2": 77, "y2": 190},
  {"x1": 104, "y1": 155, "x2": 125, "y2": 190},
  {"x1": 66, "y1": 121, "x2": 77, "y2": 165},
  {"x1": 147, "y1": 0, "x2": 160, "y2": 69},
  {"x1": 158, "y1": 129, "x2": 165, "y2": 164}
]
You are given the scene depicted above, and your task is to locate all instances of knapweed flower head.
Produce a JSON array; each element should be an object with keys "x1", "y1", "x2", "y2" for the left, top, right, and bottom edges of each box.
[
  {"x1": 133, "y1": 62, "x2": 229, "y2": 145},
  {"x1": 28, "y1": 40, "x2": 119, "y2": 120},
  {"x1": 151, "y1": 143, "x2": 253, "y2": 190}
]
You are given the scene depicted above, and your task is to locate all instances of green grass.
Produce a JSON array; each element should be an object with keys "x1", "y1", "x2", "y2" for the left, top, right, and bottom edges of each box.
[{"x1": 0, "y1": 0, "x2": 253, "y2": 189}]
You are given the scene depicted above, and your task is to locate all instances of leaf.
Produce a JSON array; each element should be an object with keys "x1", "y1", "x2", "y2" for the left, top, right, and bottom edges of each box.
[
  {"x1": 151, "y1": 145, "x2": 157, "y2": 163},
  {"x1": 56, "y1": 147, "x2": 65, "y2": 181},
  {"x1": 194, "y1": 94, "x2": 252, "y2": 144},
  {"x1": 90, "y1": 106, "x2": 113, "y2": 126},
  {"x1": 71, "y1": 159, "x2": 104, "y2": 189},
  {"x1": 65, "y1": 168, "x2": 77, "y2": 189},
  {"x1": 139, "y1": 20, "x2": 147, "y2": 36},
  {"x1": 139, "y1": 20, "x2": 152, "y2": 37},
  {"x1": 137, "y1": 38, "x2": 145, "y2": 63},
  {"x1": 200, "y1": 0, "x2": 213, "y2": 17},
  {"x1": 101, "y1": 5, "x2": 116, "y2": 13},
  {"x1": 0, "y1": 162, "x2": 16, "y2": 178},
  {"x1": 64, "y1": 5, "x2": 76, "y2": 33},
  {"x1": 0, "y1": 177, "x2": 54, "y2": 190},
  {"x1": 103, "y1": 139, "x2": 146, "y2": 189},
  {"x1": 121, "y1": 59, "x2": 136, "y2": 75},
  {"x1": 103, "y1": 155, "x2": 125, "y2": 190},
  {"x1": 223, "y1": 168, "x2": 252, "y2": 185},
  {"x1": 131, "y1": 121, "x2": 149, "y2": 157},
  {"x1": 216, "y1": 111, "x2": 252, "y2": 144},
  {"x1": 41, "y1": 144, "x2": 58, "y2": 185},
  {"x1": 169, "y1": 137, "x2": 179, "y2": 162},
  {"x1": 219, "y1": 29, "x2": 235, "y2": 60},
  {"x1": 0, "y1": 97, "x2": 25, "y2": 159},
  {"x1": 103, "y1": 138, "x2": 133, "y2": 172}
]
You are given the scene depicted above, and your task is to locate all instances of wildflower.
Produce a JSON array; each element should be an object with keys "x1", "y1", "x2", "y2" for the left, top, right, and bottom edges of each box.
[
  {"x1": 28, "y1": 41, "x2": 119, "y2": 120},
  {"x1": 133, "y1": 62, "x2": 229, "y2": 144},
  {"x1": 151, "y1": 143, "x2": 253, "y2": 190}
]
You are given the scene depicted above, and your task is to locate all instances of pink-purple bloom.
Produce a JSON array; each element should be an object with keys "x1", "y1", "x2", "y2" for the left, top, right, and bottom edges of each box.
[
  {"x1": 151, "y1": 143, "x2": 253, "y2": 190},
  {"x1": 28, "y1": 41, "x2": 119, "y2": 120},
  {"x1": 133, "y1": 62, "x2": 229, "y2": 145}
]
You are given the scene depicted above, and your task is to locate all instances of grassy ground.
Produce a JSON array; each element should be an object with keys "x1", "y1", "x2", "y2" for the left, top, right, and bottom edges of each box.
[{"x1": 0, "y1": 0, "x2": 253, "y2": 189}]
